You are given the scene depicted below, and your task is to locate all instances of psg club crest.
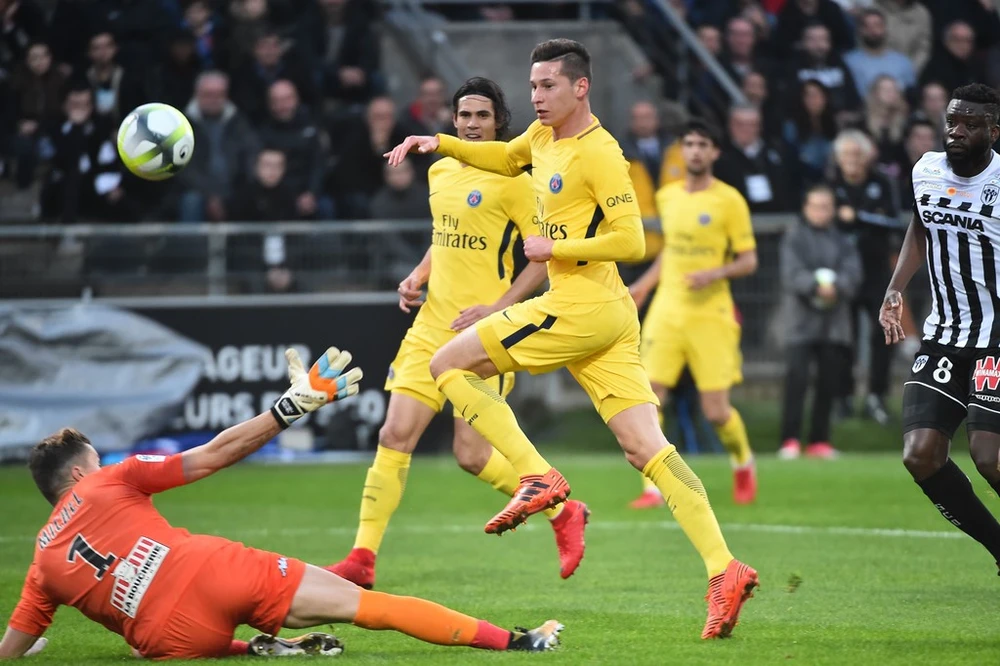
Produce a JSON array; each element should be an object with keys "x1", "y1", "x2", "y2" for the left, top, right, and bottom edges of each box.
[
  {"x1": 698, "y1": 213, "x2": 711, "y2": 226},
  {"x1": 467, "y1": 190, "x2": 483, "y2": 207},
  {"x1": 982, "y1": 184, "x2": 999, "y2": 206},
  {"x1": 549, "y1": 173, "x2": 563, "y2": 193},
  {"x1": 912, "y1": 354, "x2": 929, "y2": 374}
]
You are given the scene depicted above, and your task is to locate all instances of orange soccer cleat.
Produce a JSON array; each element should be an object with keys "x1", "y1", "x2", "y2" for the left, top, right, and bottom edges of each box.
[
  {"x1": 628, "y1": 489, "x2": 665, "y2": 509},
  {"x1": 551, "y1": 500, "x2": 590, "y2": 579},
  {"x1": 733, "y1": 460, "x2": 757, "y2": 505},
  {"x1": 701, "y1": 559, "x2": 759, "y2": 639},
  {"x1": 485, "y1": 468, "x2": 570, "y2": 535},
  {"x1": 325, "y1": 548, "x2": 376, "y2": 590}
]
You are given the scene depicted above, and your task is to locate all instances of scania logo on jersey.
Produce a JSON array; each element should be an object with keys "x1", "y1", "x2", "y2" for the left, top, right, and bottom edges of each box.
[
  {"x1": 920, "y1": 209, "x2": 985, "y2": 231},
  {"x1": 549, "y1": 173, "x2": 563, "y2": 193},
  {"x1": 912, "y1": 355, "x2": 929, "y2": 374},
  {"x1": 467, "y1": 190, "x2": 482, "y2": 207},
  {"x1": 974, "y1": 356, "x2": 1000, "y2": 392},
  {"x1": 982, "y1": 184, "x2": 1000, "y2": 206}
]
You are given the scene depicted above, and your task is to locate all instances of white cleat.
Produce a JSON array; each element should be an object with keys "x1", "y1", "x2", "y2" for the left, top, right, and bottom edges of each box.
[
  {"x1": 509, "y1": 620, "x2": 564, "y2": 651},
  {"x1": 249, "y1": 632, "x2": 344, "y2": 657}
]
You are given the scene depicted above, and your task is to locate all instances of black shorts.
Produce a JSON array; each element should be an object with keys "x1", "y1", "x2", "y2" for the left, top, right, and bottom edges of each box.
[{"x1": 902, "y1": 340, "x2": 1000, "y2": 437}]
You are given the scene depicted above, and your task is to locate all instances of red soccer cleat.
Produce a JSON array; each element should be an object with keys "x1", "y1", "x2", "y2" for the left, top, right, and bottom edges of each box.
[
  {"x1": 702, "y1": 559, "x2": 759, "y2": 639},
  {"x1": 805, "y1": 442, "x2": 839, "y2": 460},
  {"x1": 778, "y1": 439, "x2": 801, "y2": 460},
  {"x1": 550, "y1": 500, "x2": 590, "y2": 579},
  {"x1": 324, "y1": 548, "x2": 375, "y2": 589},
  {"x1": 733, "y1": 460, "x2": 757, "y2": 505},
  {"x1": 485, "y1": 468, "x2": 570, "y2": 535},
  {"x1": 628, "y1": 489, "x2": 665, "y2": 509}
]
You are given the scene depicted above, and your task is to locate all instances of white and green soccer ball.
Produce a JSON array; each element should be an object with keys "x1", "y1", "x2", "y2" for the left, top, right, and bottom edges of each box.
[{"x1": 116, "y1": 103, "x2": 195, "y2": 181}]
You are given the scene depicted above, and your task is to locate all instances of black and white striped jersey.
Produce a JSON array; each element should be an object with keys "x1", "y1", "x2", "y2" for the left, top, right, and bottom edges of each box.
[{"x1": 912, "y1": 150, "x2": 1000, "y2": 349}]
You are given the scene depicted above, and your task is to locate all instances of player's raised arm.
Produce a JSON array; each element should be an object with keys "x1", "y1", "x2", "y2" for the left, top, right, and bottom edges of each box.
[
  {"x1": 880, "y1": 211, "x2": 927, "y2": 344},
  {"x1": 180, "y1": 348, "x2": 363, "y2": 482},
  {"x1": 386, "y1": 132, "x2": 531, "y2": 178}
]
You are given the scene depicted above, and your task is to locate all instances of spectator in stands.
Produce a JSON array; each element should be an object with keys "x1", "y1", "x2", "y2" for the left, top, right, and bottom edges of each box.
[
  {"x1": 232, "y1": 28, "x2": 318, "y2": 126},
  {"x1": 844, "y1": 8, "x2": 916, "y2": 98},
  {"x1": 828, "y1": 129, "x2": 899, "y2": 425},
  {"x1": 779, "y1": 184, "x2": 861, "y2": 460},
  {"x1": 741, "y1": 70, "x2": 783, "y2": 143},
  {"x1": 716, "y1": 104, "x2": 794, "y2": 212},
  {"x1": 783, "y1": 80, "x2": 837, "y2": 185},
  {"x1": 316, "y1": 0, "x2": 382, "y2": 108},
  {"x1": 875, "y1": 0, "x2": 932, "y2": 74},
  {"x1": 621, "y1": 100, "x2": 684, "y2": 221},
  {"x1": 176, "y1": 71, "x2": 260, "y2": 222},
  {"x1": 9, "y1": 42, "x2": 66, "y2": 190},
  {"x1": 864, "y1": 74, "x2": 909, "y2": 183},
  {"x1": 80, "y1": 31, "x2": 148, "y2": 126},
  {"x1": 157, "y1": 30, "x2": 201, "y2": 111},
  {"x1": 183, "y1": 0, "x2": 228, "y2": 71},
  {"x1": 258, "y1": 79, "x2": 332, "y2": 220},
  {"x1": 919, "y1": 21, "x2": 984, "y2": 93},
  {"x1": 227, "y1": 0, "x2": 269, "y2": 71},
  {"x1": 897, "y1": 118, "x2": 938, "y2": 211},
  {"x1": 38, "y1": 86, "x2": 125, "y2": 223},
  {"x1": 228, "y1": 148, "x2": 298, "y2": 221},
  {"x1": 328, "y1": 95, "x2": 413, "y2": 219},
  {"x1": 720, "y1": 16, "x2": 769, "y2": 84},
  {"x1": 370, "y1": 158, "x2": 430, "y2": 220},
  {"x1": 773, "y1": 0, "x2": 854, "y2": 57},
  {"x1": 911, "y1": 80, "x2": 947, "y2": 140},
  {"x1": 923, "y1": 0, "x2": 1000, "y2": 50},
  {"x1": 403, "y1": 74, "x2": 453, "y2": 136},
  {"x1": 696, "y1": 24, "x2": 722, "y2": 57},
  {"x1": 0, "y1": 0, "x2": 46, "y2": 75},
  {"x1": 785, "y1": 22, "x2": 861, "y2": 117},
  {"x1": 79, "y1": 0, "x2": 174, "y2": 71}
]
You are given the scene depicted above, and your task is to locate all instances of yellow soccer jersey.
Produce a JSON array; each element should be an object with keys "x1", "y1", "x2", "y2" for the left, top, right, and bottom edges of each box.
[
  {"x1": 651, "y1": 178, "x2": 756, "y2": 318},
  {"x1": 415, "y1": 157, "x2": 536, "y2": 331}
]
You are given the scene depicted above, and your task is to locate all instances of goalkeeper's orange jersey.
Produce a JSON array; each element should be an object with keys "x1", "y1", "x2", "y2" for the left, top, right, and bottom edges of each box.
[
  {"x1": 416, "y1": 157, "x2": 536, "y2": 331},
  {"x1": 9, "y1": 455, "x2": 230, "y2": 646}
]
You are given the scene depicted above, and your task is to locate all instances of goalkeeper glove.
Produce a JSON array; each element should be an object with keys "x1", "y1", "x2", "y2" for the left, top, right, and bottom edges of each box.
[{"x1": 271, "y1": 347, "x2": 364, "y2": 428}]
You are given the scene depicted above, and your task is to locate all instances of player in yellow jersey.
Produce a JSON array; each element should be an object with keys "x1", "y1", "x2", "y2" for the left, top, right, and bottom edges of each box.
[
  {"x1": 386, "y1": 40, "x2": 758, "y2": 639},
  {"x1": 325, "y1": 78, "x2": 590, "y2": 590},
  {"x1": 628, "y1": 120, "x2": 759, "y2": 510}
]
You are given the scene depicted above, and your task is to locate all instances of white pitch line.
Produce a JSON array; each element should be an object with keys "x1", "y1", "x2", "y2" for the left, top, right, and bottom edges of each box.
[{"x1": 0, "y1": 519, "x2": 965, "y2": 546}]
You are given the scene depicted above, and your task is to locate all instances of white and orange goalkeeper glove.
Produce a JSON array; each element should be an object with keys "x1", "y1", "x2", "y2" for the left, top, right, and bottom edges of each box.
[{"x1": 271, "y1": 347, "x2": 364, "y2": 428}]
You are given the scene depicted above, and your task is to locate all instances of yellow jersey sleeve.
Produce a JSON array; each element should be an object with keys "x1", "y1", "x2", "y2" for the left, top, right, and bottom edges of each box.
[
  {"x1": 501, "y1": 172, "x2": 537, "y2": 239},
  {"x1": 436, "y1": 132, "x2": 531, "y2": 178},
  {"x1": 725, "y1": 188, "x2": 756, "y2": 254}
]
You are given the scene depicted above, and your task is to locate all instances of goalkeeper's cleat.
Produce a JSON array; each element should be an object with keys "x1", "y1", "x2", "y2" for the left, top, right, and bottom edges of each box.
[
  {"x1": 485, "y1": 468, "x2": 570, "y2": 535},
  {"x1": 701, "y1": 559, "x2": 759, "y2": 639},
  {"x1": 508, "y1": 620, "x2": 564, "y2": 651},
  {"x1": 551, "y1": 500, "x2": 589, "y2": 579},
  {"x1": 629, "y1": 489, "x2": 665, "y2": 509},
  {"x1": 325, "y1": 548, "x2": 376, "y2": 590},
  {"x1": 249, "y1": 632, "x2": 344, "y2": 657},
  {"x1": 733, "y1": 460, "x2": 757, "y2": 505}
]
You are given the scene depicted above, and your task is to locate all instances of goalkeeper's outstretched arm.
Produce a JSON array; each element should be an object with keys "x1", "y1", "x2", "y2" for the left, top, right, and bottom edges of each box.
[{"x1": 181, "y1": 348, "x2": 363, "y2": 483}]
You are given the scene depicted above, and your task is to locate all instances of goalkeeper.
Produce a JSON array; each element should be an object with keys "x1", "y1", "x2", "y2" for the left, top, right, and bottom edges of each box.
[{"x1": 0, "y1": 348, "x2": 562, "y2": 660}]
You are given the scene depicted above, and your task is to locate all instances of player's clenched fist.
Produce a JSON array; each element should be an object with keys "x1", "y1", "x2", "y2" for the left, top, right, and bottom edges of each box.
[
  {"x1": 523, "y1": 235, "x2": 555, "y2": 262},
  {"x1": 384, "y1": 135, "x2": 440, "y2": 167},
  {"x1": 271, "y1": 348, "x2": 364, "y2": 428}
]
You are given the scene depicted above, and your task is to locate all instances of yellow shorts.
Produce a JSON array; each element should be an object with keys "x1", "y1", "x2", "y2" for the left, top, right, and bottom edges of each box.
[
  {"x1": 385, "y1": 323, "x2": 514, "y2": 414},
  {"x1": 475, "y1": 292, "x2": 659, "y2": 422},
  {"x1": 640, "y1": 309, "x2": 743, "y2": 392}
]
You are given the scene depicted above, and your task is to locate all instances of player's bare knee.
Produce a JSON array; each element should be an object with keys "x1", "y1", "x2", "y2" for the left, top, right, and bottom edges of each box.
[
  {"x1": 378, "y1": 419, "x2": 419, "y2": 453},
  {"x1": 453, "y1": 436, "x2": 491, "y2": 475},
  {"x1": 902, "y1": 431, "x2": 947, "y2": 481},
  {"x1": 428, "y1": 348, "x2": 456, "y2": 380},
  {"x1": 969, "y1": 435, "x2": 1000, "y2": 481}
]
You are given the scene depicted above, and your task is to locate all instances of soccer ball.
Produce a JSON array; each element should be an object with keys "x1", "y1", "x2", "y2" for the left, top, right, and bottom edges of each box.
[{"x1": 116, "y1": 103, "x2": 195, "y2": 181}]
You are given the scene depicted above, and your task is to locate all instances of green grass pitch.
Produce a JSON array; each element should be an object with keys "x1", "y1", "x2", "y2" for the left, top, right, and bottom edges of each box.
[{"x1": 2, "y1": 445, "x2": 998, "y2": 664}]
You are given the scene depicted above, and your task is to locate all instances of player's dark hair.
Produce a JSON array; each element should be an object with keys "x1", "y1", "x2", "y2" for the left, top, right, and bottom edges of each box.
[
  {"x1": 952, "y1": 83, "x2": 1000, "y2": 125},
  {"x1": 452, "y1": 77, "x2": 512, "y2": 138},
  {"x1": 29, "y1": 428, "x2": 92, "y2": 505},
  {"x1": 681, "y1": 118, "x2": 721, "y2": 147},
  {"x1": 530, "y1": 39, "x2": 592, "y2": 85}
]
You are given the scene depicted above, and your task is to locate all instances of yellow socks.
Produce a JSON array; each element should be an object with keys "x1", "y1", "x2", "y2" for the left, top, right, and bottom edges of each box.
[
  {"x1": 639, "y1": 408, "x2": 667, "y2": 493},
  {"x1": 437, "y1": 369, "x2": 550, "y2": 476},
  {"x1": 476, "y1": 448, "x2": 561, "y2": 519},
  {"x1": 643, "y1": 445, "x2": 733, "y2": 577},
  {"x1": 354, "y1": 445, "x2": 411, "y2": 553},
  {"x1": 715, "y1": 409, "x2": 753, "y2": 467}
]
